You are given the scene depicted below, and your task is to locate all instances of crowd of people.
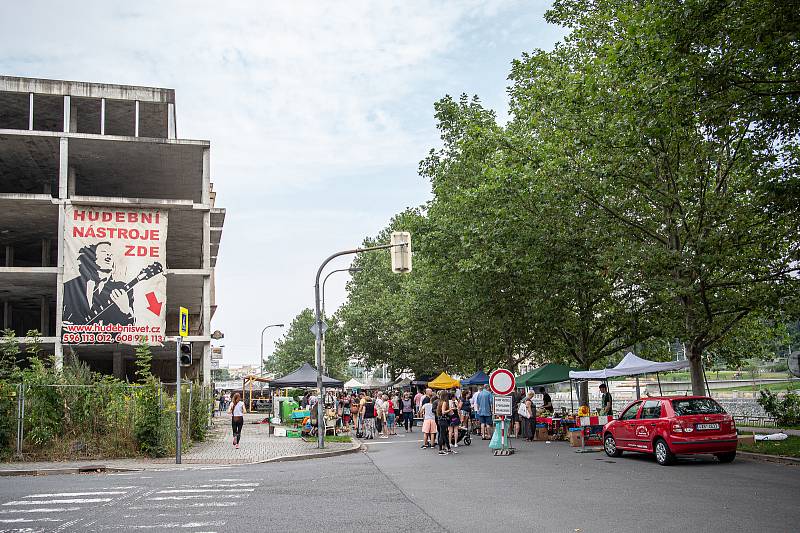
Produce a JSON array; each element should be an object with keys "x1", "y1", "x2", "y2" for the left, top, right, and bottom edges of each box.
[{"x1": 320, "y1": 384, "x2": 564, "y2": 456}]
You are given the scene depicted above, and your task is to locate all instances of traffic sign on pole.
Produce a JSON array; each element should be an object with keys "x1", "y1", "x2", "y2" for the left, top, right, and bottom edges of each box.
[
  {"x1": 179, "y1": 307, "x2": 189, "y2": 337},
  {"x1": 489, "y1": 368, "x2": 515, "y2": 396}
]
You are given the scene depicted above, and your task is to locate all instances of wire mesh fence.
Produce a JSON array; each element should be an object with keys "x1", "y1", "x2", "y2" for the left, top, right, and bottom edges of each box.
[{"x1": 1, "y1": 381, "x2": 213, "y2": 461}]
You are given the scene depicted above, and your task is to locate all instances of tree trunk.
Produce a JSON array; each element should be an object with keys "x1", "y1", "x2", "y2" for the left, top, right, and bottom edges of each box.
[
  {"x1": 688, "y1": 344, "x2": 706, "y2": 396},
  {"x1": 578, "y1": 380, "x2": 589, "y2": 407}
]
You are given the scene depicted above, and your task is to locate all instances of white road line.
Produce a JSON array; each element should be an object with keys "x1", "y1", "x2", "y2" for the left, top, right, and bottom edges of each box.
[
  {"x1": 156, "y1": 489, "x2": 254, "y2": 494},
  {"x1": 24, "y1": 491, "x2": 127, "y2": 498},
  {"x1": 3, "y1": 498, "x2": 113, "y2": 505},
  {"x1": 213, "y1": 479, "x2": 245, "y2": 482},
  {"x1": 113, "y1": 521, "x2": 225, "y2": 529},
  {"x1": 0, "y1": 508, "x2": 80, "y2": 514},
  {"x1": 0, "y1": 517, "x2": 64, "y2": 523},
  {"x1": 128, "y1": 502, "x2": 232, "y2": 510},
  {"x1": 146, "y1": 495, "x2": 241, "y2": 501},
  {"x1": 172, "y1": 483, "x2": 259, "y2": 488}
]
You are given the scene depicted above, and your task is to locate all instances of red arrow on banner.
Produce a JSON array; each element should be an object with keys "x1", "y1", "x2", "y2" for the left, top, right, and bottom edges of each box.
[{"x1": 145, "y1": 292, "x2": 163, "y2": 316}]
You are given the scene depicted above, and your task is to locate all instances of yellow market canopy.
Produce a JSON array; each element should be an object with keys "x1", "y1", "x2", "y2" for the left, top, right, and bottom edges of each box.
[{"x1": 428, "y1": 372, "x2": 461, "y2": 390}]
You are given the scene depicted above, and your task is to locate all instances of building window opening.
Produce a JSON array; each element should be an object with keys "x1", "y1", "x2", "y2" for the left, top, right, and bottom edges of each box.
[
  {"x1": 32, "y1": 94, "x2": 64, "y2": 132},
  {"x1": 104, "y1": 99, "x2": 135, "y2": 136},
  {"x1": 71, "y1": 97, "x2": 101, "y2": 134},
  {"x1": 0, "y1": 91, "x2": 31, "y2": 130}
]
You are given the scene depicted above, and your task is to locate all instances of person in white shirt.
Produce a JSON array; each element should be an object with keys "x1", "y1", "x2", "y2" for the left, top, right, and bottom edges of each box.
[{"x1": 228, "y1": 392, "x2": 247, "y2": 449}]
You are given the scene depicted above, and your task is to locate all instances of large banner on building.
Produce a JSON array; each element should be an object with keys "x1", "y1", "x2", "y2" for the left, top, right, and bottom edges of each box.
[{"x1": 61, "y1": 206, "x2": 167, "y2": 346}]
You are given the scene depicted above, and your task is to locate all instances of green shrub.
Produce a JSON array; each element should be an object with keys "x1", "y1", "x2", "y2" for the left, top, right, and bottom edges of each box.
[{"x1": 758, "y1": 390, "x2": 800, "y2": 426}]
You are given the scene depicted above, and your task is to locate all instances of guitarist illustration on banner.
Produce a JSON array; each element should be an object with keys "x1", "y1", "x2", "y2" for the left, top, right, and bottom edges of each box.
[{"x1": 63, "y1": 241, "x2": 163, "y2": 327}]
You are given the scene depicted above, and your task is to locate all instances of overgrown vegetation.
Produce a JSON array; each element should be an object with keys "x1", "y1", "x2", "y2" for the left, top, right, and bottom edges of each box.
[
  {"x1": 0, "y1": 332, "x2": 212, "y2": 461},
  {"x1": 758, "y1": 391, "x2": 800, "y2": 427}
]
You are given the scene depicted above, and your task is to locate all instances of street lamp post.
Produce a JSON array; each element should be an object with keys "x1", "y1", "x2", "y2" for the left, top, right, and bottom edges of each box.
[
  {"x1": 320, "y1": 267, "x2": 362, "y2": 373},
  {"x1": 313, "y1": 240, "x2": 409, "y2": 449},
  {"x1": 260, "y1": 323, "x2": 285, "y2": 377}
]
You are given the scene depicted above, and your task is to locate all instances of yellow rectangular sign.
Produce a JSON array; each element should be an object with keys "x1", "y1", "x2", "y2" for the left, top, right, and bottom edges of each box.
[{"x1": 179, "y1": 307, "x2": 189, "y2": 337}]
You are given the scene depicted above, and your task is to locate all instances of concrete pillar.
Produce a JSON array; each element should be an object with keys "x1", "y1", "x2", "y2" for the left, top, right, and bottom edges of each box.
[
  {"x1": 54, "y1": 204, "x2": 65, "y2": 371},
  {"x1": 167, "y1": 103, "x2": 176, "y2": 139},
  {"x1": 40, "y1": 296, "x2": 49, "y2": 336},
  {"x1": 201, "y1": 148, "x2": 210, "y2": 205},
  {"x1": 28, "y1": 93, "x2": 33, "y2": 130},
  {"x1": 4, "y1": 245, "x2": 12, "y2": 267},
  {"x1": 113, "y1": 351, "x2": 124, "y2": 380},
  {"x1": 134, "y1": 101, "x2": 139, "y2": 137},
  {"x1": 67, "y1": 167, "x2": 76, "y2": 197},
  {"x1": 59, "y1": 138, "x2": 68, "y2": 199},
  {"x1": 41, "y1": 238, "x2": 51, "y2": 267},
  {"x1": 100, "y1": 98, "x2": 105, "y2": 135},
  {"x1": 202, "y1": 343, "x2": 211, "y2": 384},
  {"x1": 63, "y1": 96, "x2": 71, "y2": 133}
]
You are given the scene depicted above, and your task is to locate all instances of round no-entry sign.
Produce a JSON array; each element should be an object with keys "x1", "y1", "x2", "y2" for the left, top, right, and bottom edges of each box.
[{"x1": 489, "y1": 368, "x2": 515, "y2": 396}]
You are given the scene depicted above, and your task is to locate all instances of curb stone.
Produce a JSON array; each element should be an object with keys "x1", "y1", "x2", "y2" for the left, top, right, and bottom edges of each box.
[
  {"x1": 737, "y1": 451, "x2": 800, "y2": 466},
  {"x1": 0, "y1": 439, "x2": 363, "y2": 477}
]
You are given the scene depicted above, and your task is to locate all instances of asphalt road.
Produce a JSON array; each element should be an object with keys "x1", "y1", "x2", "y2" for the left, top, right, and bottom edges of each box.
[{"x1": 1, "y1": 432, "x2": 798, "y2": 532}]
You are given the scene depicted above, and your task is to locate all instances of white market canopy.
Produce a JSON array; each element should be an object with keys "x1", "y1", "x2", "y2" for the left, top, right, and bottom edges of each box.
[
  {"x1": 569, "y1": 352, "x2": 690, "y2": 380},
  {"x1": 344, "y1": 378, "x2": 366, "y2": 389}
]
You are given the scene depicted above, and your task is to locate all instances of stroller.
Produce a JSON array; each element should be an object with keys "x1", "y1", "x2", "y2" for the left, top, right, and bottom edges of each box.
[{"x1": 456, "y1": 426, "x2": 472, "y2": 446}]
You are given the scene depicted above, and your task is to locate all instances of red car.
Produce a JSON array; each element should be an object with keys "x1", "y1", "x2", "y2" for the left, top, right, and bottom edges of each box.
[{"x1": 602, "y1": 395, "x2": 738, "y2": 465}]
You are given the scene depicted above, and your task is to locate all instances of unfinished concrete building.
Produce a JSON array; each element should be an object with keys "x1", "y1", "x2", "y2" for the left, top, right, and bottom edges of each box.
[{"x1": 0, "y1": 75, "x2": 225, "y2": 383}]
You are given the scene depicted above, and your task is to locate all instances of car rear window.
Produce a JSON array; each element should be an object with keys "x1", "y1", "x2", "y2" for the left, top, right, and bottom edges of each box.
[{"x1": 671, "y1": 398, "x2": 725, "y2": 416}]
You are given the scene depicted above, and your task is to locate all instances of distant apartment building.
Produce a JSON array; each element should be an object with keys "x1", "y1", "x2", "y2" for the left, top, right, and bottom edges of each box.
[{"x1": 0, "y1": 76, "x2": 224, "y2": 383}]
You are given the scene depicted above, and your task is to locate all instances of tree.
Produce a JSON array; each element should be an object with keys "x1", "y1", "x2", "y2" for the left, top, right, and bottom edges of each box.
[
  {"x1": 506, "y1": 0, "x2": 800, "y2": 394},
  {"x1": 265, "y1": 308, "x2": 348, "y2": 380}
]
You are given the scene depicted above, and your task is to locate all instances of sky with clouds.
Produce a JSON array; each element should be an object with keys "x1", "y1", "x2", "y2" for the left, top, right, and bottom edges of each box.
[{"x1": 1, "y1": 1, "x2": 566, "y2": 366}]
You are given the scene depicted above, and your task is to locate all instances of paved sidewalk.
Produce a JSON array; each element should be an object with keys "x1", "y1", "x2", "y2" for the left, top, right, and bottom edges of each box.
[{"x1": 0, "y1": 413, "x2": 359, "y2": 475}]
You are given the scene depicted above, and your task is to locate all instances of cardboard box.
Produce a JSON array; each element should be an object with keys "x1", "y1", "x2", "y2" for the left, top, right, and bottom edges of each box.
[
  {"x1": 738, "y1": 433, "x2": 755, "y2": 446},
  {"x1": 569, "y1": 429, "x2": 583, "y2": 447},
  {"x1": 536, "y1": 427, "x2": 549, "y2": 441}
]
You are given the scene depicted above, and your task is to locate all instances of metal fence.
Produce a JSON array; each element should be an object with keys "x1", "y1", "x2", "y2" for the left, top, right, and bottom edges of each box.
[{"x1": 732, "y1": 415, "x2": 779, "y2": 428}]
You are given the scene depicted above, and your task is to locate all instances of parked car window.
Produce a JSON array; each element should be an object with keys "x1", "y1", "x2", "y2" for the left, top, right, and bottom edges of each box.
[
  {"x1": 639, "y1": 400, "x2": 662, "y2": 419},
  {"x1": 671, "y1": 398, "x2": 725, "y2": 416},
  {"x1": 619, "y1": 401, "x2": 642, "y2": 421}
]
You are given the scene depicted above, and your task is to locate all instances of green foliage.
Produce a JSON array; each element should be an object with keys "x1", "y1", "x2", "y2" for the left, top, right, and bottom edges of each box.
[
  {"x1": 190, "y1": 382, "x2": 211, "y2": 442},
  {"x1": 758, "y1": 391, "x2": 800, "y2": 427},
  {"x1": 266, "y1": 308, "x2": 349, "y2": 379},
  {"x1": 132, "y1": 343, "x2": 164, "y2": 457},
  {"x1": 0, "y1": 329, "x2": 20, "y2": 379},
  {"x1": 335, "y1": 0, "x2": 799, "y2": 398}
]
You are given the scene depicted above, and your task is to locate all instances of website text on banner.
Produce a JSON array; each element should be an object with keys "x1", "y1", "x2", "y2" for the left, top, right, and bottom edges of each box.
[{"x1": 61, "y1": 206, "x2": 168, "y2": 346}]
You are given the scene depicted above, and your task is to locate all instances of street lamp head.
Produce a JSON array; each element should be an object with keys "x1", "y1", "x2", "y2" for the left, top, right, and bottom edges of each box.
[{"x1": 348, "y1": 267, "x2": 363, "y2": 275}]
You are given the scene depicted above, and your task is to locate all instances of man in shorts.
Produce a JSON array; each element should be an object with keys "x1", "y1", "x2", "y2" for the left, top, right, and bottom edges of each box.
[{"x1": 475, "y1": 384, "x2": 494, "y2": 440}]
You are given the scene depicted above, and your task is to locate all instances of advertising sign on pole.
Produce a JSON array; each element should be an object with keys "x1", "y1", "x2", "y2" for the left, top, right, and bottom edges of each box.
[{"x1": 61, "y1": 206, "x2": 167, "y2": 346}]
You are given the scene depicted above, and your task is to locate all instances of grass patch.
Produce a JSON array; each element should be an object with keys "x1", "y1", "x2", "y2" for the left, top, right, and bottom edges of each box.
[
  {"x1": 738, "y1": 435, "x2": 800, "y2": 458},
  {"x1": 715, "y1": 382, "x2": 800, "y2": 393},
  {"x1": 300, "y1": 435, "x2": 352, "y2": 443}
]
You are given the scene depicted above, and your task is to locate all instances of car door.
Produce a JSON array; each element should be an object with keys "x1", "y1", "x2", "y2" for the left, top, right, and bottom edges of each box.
[
  {"x1": 633, "y1": 400, "x2": 663, "y2": 452},
  {"x1": 616, "y1": 401, "x2": 643, "y2": 449}
]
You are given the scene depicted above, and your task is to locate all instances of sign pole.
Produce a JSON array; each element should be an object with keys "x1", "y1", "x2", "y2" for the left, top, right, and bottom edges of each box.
[{"x1": 175, "y1": 336, "x2": 182, "y2": 464}]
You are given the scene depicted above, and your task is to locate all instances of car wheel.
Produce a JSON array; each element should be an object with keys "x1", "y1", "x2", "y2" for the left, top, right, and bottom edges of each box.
[
  {"x1": 715, "y1": 451, "x2": 736, "y2": 463},
  {"x1": 654, "y1": 438, "x2": 674, "y2": 466},
  {"x1": 604, "y1": 433, "x2": 623, "y2": 458}
]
